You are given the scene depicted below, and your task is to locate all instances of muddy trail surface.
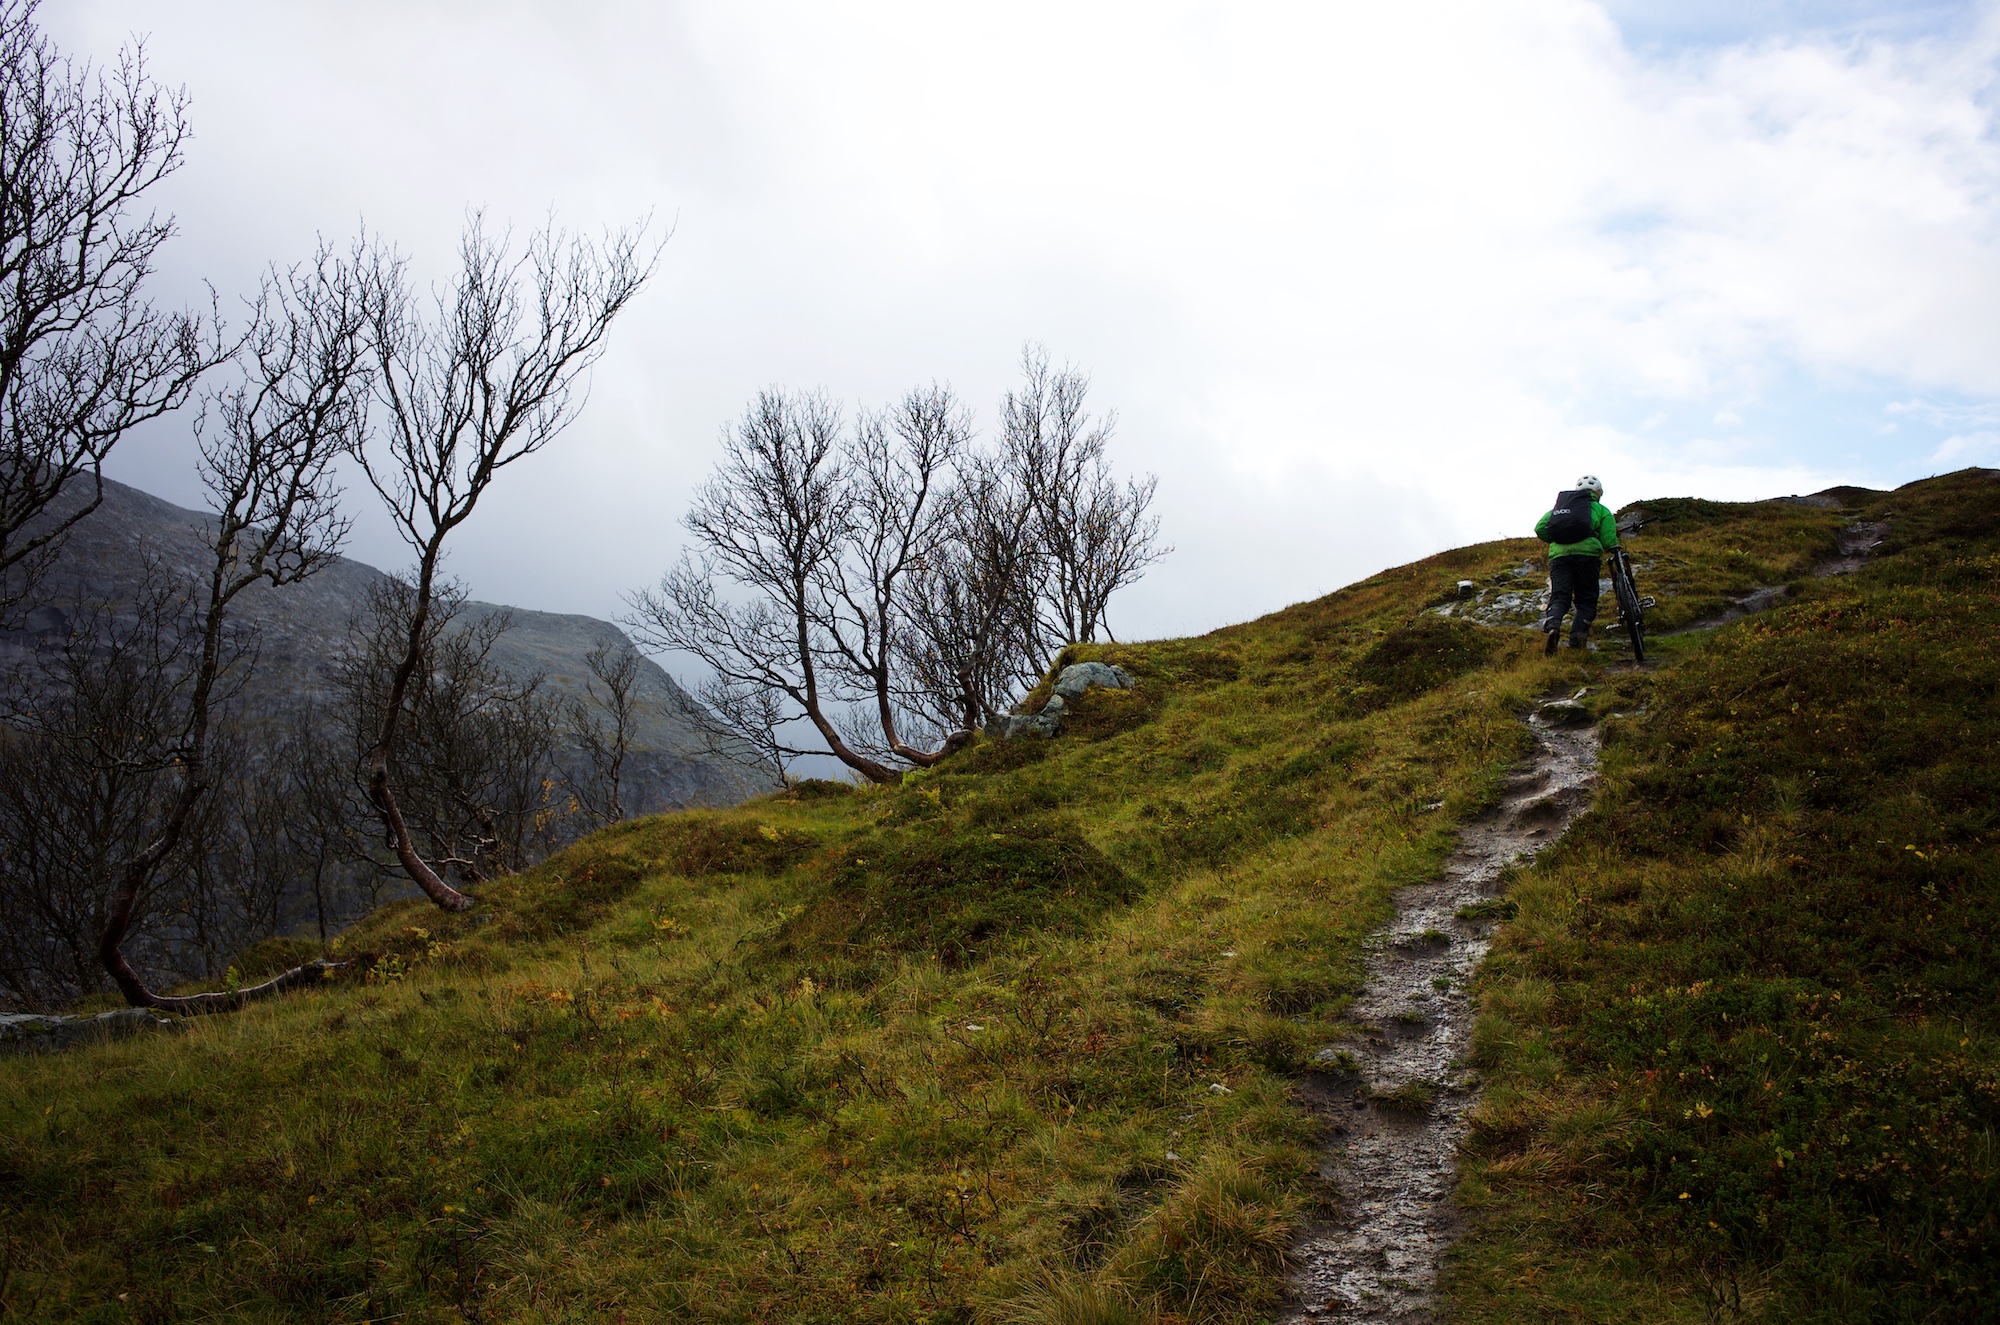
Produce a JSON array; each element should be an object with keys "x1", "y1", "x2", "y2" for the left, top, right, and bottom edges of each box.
[{"x1": 1281, "y1": 702, "x2": 1602, "y2": 1323}]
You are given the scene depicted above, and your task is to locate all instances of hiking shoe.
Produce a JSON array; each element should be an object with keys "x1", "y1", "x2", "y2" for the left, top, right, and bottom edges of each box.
[
  {"x1": 1543, "y1": 630, "x2": 1560, "y2": 656},
  {"x1": 1569, "y1": 637, "x2": 1598, "y2": 652}
]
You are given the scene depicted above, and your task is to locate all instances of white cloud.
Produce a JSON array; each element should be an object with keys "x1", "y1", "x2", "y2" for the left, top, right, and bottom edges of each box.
[
  {"x1": 43, "y1": 0, "x2": 2000, "y2": 640},
  {"x1": 1933, "y1": 432, "x2": 2000, "y2": 465},
  {"x1": 1887, "y1": 398, "x2": 2000, "y2": 429}
]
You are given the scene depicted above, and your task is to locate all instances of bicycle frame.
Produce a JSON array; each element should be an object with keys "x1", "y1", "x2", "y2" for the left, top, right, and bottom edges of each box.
[{"x1": 1608, "y1": 546, "x2": 1654, "y2": 662}]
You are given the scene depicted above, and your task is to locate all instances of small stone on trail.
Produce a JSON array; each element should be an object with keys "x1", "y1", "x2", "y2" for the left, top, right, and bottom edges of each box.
[
  {"x1": 1209, "y1": 1082, "x2": 1233, "y2": 1094},
  {"x1": 1536, "y1": 698, "x2": 1594, "y2": 728}
]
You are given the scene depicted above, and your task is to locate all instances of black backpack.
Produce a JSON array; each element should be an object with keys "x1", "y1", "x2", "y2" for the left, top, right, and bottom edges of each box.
[{"x1": 1543, "y1": 490, "x2": 1595, "y2": 544}]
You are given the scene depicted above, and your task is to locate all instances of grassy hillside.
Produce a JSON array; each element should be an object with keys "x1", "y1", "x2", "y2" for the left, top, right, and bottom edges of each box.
[
  {"x1": 1, "y1": 470, "x2": 1993, "y2": 1323},
  {"x1": 1452, "y1": 468, "x2": 2000, "y2": 1323}
]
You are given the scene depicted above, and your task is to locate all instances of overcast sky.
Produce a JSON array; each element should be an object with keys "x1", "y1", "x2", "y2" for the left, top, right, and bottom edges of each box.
[{"x1": 46, "y1": 0, "x2": 2000, "y2": 643}]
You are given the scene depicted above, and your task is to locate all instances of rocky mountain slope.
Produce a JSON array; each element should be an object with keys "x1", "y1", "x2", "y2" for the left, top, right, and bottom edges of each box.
[
  {"x1": 4, "y1": 476, "x2": 773, "y2": 814},
  {"x1": 0, "y1": 468, "x2": 1994, "y2": 1324}
]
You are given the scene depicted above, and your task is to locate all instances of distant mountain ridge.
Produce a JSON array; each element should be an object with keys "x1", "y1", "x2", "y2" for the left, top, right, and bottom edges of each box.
[{"x1": 6, "y1": 476, "x2": 774, "y2": 814}]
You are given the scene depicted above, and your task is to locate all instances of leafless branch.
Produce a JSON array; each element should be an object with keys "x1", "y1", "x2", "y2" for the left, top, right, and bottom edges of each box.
[
  {"x1": 92, "y1": 252, "x2": 368, "y2": 1011},
  {"x1": 1001, "y1": 343, "x2": 1166, "y2": 646},
  {"x1": 565, "y1": 640, "x2": 642, "y2": 826},
  {"x1": 353, "y1": 212, "x2": 659, "y2": 910},
  {"x1": 0, "y1": 2, "x2": 227, "y2": 613},
  {"x1": 626, "y1": 388, "x2": 903, "y2": 783}
]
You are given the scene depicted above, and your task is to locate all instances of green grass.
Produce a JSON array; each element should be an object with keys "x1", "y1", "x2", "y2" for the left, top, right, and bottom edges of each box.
[
  {"x1": 1616, "y1": 493, "x2": 1862, "y2": 633},
  {"x1": 3, "y1": 469, "x2": 1995, "y2": 1322}
]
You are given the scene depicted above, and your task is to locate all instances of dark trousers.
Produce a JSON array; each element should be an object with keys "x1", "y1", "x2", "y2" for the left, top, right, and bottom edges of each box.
[{"x1": 1545, "y1": 555, "x2": 1602, "y2": 642}]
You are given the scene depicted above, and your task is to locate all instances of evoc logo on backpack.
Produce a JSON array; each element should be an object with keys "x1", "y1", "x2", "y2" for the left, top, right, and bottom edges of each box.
[{"x1": 1543, "y1": 490, "x2": 1595, "y2": 544}]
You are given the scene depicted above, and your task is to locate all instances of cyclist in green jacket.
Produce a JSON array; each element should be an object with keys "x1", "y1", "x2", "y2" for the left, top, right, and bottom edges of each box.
[{"x1": 1534, "y1": 475, "x2": 1618, "y2": 655}]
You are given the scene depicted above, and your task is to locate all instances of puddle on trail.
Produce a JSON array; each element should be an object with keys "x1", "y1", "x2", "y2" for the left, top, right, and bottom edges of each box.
[{"x1": 1281, "y1": 705, "x2": 1601, "y2": 1323}]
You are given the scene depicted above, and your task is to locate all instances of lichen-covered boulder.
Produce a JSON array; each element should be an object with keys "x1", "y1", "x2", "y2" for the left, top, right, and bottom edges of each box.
[
  {"x1": 988, "y1": 662, "x2": 1136, "y2": 740},
  {"x1": 1052, "y1": 661, "x2": 1134, "y2": 701},
  {"x1": 988, "y1": 695, "x2": 1066, "y2": 740}
]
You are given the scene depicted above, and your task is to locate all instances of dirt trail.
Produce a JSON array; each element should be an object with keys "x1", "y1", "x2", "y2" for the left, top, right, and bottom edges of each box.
[
  {"x1": 1672, "y1": 517, "x2": 1891, "y2": 634},
  {"x1": 1281, "y1": 704, "x2": 1601, "y2": 1322}
]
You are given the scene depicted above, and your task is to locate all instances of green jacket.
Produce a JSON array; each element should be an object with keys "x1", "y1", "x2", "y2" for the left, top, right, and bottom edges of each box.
[{"x1": 1535, "y1": 498, "x2": 1619, "y2": 559}]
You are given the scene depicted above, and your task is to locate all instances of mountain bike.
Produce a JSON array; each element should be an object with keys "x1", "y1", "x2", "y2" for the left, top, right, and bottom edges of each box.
[{"x1": 1608, "y1": 545, "x2": 1654, "y2": 662}]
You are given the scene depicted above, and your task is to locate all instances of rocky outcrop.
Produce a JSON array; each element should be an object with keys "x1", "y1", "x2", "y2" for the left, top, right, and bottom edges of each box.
[
  {"x1": 988, "y1": 662, "x2": 1135, "y2": 739},
  {"x1": 1426, "y1": 559, "x2": 1554, "y2": 630},
  {"x1": 1818, "y1": 519, "x2": 1890, "y2": 576}
]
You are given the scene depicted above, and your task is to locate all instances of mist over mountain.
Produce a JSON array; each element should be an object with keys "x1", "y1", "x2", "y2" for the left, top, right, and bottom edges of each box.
[{"x1": 5, "y1": 476, "x2": 774, "y2": 814}]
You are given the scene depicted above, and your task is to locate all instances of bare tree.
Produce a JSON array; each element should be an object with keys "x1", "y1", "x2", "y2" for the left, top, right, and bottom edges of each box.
[
  {"x1": 172, "y1": 726, "x2": 295, "y2": 981},
  {"x1": 628, "y1": 387, "x2": 980, "y2": 785},
  {"x1": 1001, "y1": 344, "x2": 1166, "y2": 645},
  {"x1": 353, "y1": 213, "x2": 657, "y2": 912},
  {"x1": 0, "y1": 571, "x2": 208, "y2": 1009},
  {"x1": 898, "y1": 451, "x2": 1046, "y2": 733},
  {"x1": 335, "y1": 579, "x2": 567, "y2": 887},
  {"x1": 90, "y1": 252, "x2": 367, "y2": 1011},
  {"x1": 819, "y1": 385, "x2": 977, "y2": 766},
  {"x1": 238, "y1": 704, "x2": 363, "y2": 947},
  {"x1": 628, "y1": 389, "x2": 901, "y2": 782},
  {"x1": 0, "y1": 1, "x2": 224, "y2": 614},
  {"x1": 634, "y1": 356, "x2": 1166, "y2": 780},
  {"x1": 566, "y1": 641, "x2": 642, "y2": 826}
]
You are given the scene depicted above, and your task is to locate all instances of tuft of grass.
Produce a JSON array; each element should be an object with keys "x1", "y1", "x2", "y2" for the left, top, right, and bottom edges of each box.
[
  {"x1": 1351, "y1": 616, "x2": 1500, "y2": 707},
  {"x1": 1113, "y1": 1151, "x2": 1299, "y2": 1315},
  {"x1": 1372, "y1": 1080, "x2": 1438, "y2": 1113}
]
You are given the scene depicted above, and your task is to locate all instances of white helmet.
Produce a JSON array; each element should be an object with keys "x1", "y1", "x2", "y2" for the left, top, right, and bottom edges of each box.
[{"x1": 1574, "y1": 474, "x2": 1603, "y2": 497}]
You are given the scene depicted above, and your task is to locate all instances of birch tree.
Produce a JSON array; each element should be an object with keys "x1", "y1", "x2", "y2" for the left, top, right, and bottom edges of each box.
[{"x1": 355, "y1": 214, "x2": 656, "y2": 911}]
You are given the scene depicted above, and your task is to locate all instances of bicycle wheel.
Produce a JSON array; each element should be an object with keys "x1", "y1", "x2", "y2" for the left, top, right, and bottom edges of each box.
[{"x1": 1612, "y1": 552, "x2": 1646, "y2": 662}]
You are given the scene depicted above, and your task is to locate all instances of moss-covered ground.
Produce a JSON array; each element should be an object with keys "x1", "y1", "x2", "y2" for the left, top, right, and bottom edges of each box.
[{"x1": 1, "y1": 470, "x2": 1994, "y2": 1322}]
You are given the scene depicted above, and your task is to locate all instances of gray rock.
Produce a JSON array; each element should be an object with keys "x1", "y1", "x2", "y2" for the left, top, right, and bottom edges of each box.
[
  {"x1": 1052, "y1": 661, "x2": 1134, "y2": 701},
  {"x1": 1429, "y1": 586, "x2": 1549, "y2": 629},
  {"x1": 989, "y1": 662, "x2": 1135, "y2": 740},
  {"x1": 988, "y1": 695, "x2": 1065, "y2": 740},
  {"x1": 0, "y1": 1006, "x2": 182, "y2": 1054},
  {"x1": 1535, "y1": 699, "x2": 1594, "y2": 728}
]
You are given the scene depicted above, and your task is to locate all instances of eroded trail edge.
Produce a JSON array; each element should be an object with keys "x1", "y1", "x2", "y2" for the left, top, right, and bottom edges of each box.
[{"x1": 1283, "y1": 703, "x2": 1602, "y2": 1322}]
